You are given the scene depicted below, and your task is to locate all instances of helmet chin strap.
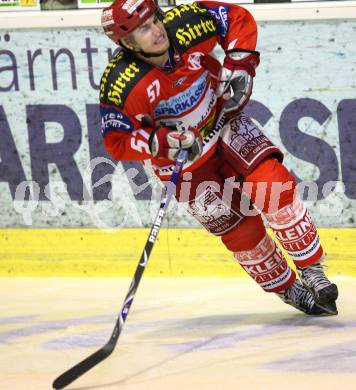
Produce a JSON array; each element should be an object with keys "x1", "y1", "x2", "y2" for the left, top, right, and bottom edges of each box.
[
  {"x1": 136, "y1": 48, "x2": 168, "y2": 58},
  {"x1": 119, "y1": 40, "x2": 168, "y2": 58}
]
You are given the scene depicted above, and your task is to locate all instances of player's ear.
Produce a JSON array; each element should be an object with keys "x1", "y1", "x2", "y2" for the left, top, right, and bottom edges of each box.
[
  {"x1": 119, "y1": 38, "x2": 131, "y2": 50},
  {"x1": 120, "y1": 36, "x2": 138, "y2": 51}
]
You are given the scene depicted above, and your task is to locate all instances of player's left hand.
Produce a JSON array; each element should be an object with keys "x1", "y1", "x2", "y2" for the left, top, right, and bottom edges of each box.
[{"x1": 216, "y1": 50, "x2": 260, "y2": 117}]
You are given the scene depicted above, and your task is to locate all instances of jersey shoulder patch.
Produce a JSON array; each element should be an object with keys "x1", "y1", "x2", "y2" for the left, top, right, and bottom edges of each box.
[
  {"x1": 100, "y1": 49, "x2": 153, "y2": 108},
  {"x1": 164, "y1": 3, "x2": 217, "y2": 52}
]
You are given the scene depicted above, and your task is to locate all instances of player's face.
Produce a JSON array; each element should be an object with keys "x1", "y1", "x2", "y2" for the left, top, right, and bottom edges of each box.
[{"x1": 130, "y1": 14, "x2": 169, "y2": 54}]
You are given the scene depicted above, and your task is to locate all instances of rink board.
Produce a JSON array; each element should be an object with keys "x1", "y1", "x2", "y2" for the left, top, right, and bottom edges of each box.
[{"x1": 1, "y1": 228, "x2": 355, "y2": 277}]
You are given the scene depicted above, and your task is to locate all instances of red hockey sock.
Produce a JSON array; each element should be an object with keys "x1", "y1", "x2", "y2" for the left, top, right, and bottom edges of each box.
[
  {"x1": 234, "y1": 233, "x2": 296, "y2": 292},
  {"x1": 265, "y1": 196, "x2": 324, "y2": 268}
]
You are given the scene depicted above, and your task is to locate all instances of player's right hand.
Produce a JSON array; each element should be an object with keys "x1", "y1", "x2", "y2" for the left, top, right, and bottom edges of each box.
[{"x1": 148, "y1": 126, "x2": 203, "y2": 162}]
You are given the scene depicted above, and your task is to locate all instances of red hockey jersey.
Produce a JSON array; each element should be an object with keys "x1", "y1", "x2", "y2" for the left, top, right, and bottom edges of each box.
[{"x1": 100, "y1": 1, "x2": 257, "y2": 179}]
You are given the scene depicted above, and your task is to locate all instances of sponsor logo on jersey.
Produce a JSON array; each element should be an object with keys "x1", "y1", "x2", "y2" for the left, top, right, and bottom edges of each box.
[
  {"x1": 100, "y1": 106, "x2": 133, "y2": 137},
  {"x1": 187, "y1": 52, "x2": 204, "y2": 71},
  {"x1": 123, "y1": 0, "x2": 144, "y2": 14},
  {"x1": 106, "y1": 60, "x2": 141, "y2": 106},
  {"x1": 154, "y1": 71, "x2": 208, "y2": 118},
  {"x1": 175, "y1": 19, "x2": 216, "y2": 47},
  {"x1": 100, "y1": 51, "x2": 124, "y2": 100},
  {"x1": 173, "y1": 76, "x2": 187, "y2": 88},
  {"x1": 101, "y1": 50, "x2": 153, "y2": 107},
  {"x1": 164, "y1": 3, "x2": 206, "y2": 23},
  {"x1": 197, "y1": 88, "x2": 217, "y2": 135}
]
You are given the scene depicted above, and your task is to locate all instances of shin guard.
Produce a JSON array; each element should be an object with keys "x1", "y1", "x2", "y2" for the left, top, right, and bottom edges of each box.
[
  {"x1": 265, "y1": 197, "x2": 323, "y2": 268},
  {"x1": 234, "y1": 234, "x2": 296, "y2": 292}
]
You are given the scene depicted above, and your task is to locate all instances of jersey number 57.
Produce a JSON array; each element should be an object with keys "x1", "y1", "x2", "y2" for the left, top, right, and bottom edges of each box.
[{"x1": 147, "y1": 80, "x2": 161, "y2": 103}]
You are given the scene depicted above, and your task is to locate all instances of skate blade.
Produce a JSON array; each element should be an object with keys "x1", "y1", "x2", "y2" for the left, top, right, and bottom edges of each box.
[{"x1": 314, "y1": 300, "x2": 338, "y2": 315}]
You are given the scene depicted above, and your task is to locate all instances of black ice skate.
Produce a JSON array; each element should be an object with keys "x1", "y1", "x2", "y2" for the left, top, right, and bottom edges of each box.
[
  {"x1": 297, "y1": 261, "x2": 338, "y2": 315},
  {"x1": 276, "y1": 280, "x2": 336, "y2": 315}
]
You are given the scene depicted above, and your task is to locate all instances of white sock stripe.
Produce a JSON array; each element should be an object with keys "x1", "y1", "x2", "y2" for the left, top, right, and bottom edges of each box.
[
  {"x1": 287, "y1": 235, "x2": 321, "y2": 262},
  {"x1": 260, "y1": 267, "x2": 292, "y2": 291}
]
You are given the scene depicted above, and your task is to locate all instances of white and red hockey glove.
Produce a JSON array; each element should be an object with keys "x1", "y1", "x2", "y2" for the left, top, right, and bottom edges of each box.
[
  {"x1": 149, "y1": 126, "x2": 203, "y2": 162},
  {"x1": 216, "y1": 49, "x2": 260, "y2": 117}
]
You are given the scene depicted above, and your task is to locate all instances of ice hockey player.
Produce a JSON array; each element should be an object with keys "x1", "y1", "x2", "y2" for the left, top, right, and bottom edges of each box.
[{"x1": 99, "y1": 0, "x2": 338, "y2": 315}]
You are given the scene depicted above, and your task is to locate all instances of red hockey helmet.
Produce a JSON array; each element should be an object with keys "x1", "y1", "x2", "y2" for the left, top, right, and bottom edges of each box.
[{"x1": 102, "y1": 0, "x2": 159, "y2": 44}]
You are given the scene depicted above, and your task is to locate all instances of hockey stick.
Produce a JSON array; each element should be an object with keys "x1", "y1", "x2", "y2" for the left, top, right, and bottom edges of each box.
[{"x1": 52, "y1": 149, "x2": 188, "y2": 390}]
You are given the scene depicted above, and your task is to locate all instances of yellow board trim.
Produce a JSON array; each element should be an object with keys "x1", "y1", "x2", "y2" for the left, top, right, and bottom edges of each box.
[{"x1": 0, "y1": 228, "x2": 355, "y2": 277}]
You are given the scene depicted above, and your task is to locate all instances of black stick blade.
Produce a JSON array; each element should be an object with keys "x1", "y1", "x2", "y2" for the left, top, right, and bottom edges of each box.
[{"x1": 52, "y1": 344, "x2": 113, "y2": 389}]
